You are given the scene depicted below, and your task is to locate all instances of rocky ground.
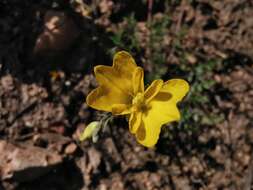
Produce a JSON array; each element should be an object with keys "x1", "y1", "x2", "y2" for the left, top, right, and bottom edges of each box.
[{"x1": 0, "y1": 0, "x2": 253, "y2": 189}]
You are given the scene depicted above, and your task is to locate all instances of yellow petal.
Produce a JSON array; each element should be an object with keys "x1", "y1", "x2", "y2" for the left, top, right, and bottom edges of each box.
[
  {"x1": 136, "y1": 97, "x2": 180, "y2": 147},
  {"x1": 144, "y1": 79, "x2": 163, "y2": 102},
  {"x1": 86, "y1": 51, "x2": 138, "y2": 112},
  {"x1": 129, "y1": 112, "x2": 142, "y2": 134},
  {"x1": 86, "y1": 83, "x2": 131, "y2": 112},
  {"x1": 160, "y1": 79, "x2": 190, "y2": 103},
  {"x1": 133, "y1": 67, "x2": 144, "y2": 94},
  {"x1": 112, "y1": 104, "x2": 131, "y2": 115},
  {"x1": 136, "y1": 80, "x2": 189, "y2": 147},
  {"x1": 113, "y1": 51, "x2": 137, "y2": 73}
]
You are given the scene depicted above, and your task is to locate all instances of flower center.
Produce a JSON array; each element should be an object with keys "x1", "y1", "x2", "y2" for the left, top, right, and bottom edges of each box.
[{"x1": 132, "y1": 92, "x2": 147, "y2": 112}]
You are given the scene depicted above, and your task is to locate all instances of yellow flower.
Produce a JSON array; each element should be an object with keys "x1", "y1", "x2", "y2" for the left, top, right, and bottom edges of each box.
[{"x1": 86, "y1": 51, "x2": 189, "y2": 147}]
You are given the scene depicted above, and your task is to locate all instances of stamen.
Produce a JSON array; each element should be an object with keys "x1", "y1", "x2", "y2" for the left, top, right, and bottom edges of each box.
[{"x1": 132, "y1": 93, "x2": 147, "y2": 112}]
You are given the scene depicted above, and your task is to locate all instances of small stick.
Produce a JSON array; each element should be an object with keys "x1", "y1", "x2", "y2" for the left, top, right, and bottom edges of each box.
[
  {"x1": 147, "y1": 0, "x2": 153, "y2": 24},
  {"x1": 146, "y1": 0, "x2": 153, "y2": 74}
]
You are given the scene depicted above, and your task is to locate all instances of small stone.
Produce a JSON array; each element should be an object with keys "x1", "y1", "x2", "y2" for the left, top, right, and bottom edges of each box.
[
  {"x1": 1, "y1": 75, "x2": 14, "y2": 91},
  {"x1": 64, "y1": 143, "x2": 77, "y2": 155}
]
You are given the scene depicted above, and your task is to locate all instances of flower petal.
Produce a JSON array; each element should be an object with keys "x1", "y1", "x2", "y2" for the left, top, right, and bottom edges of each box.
[
  {"x1": 136, "y1": 80, "x2": 189, "y2": 147},
  {"x1": 144, "y1": 79, "x2": 163, "y2": 102},
  {"x1": 133, "y1": 67, "x2": 144, "y2": 94},
  {"x1": 113, "y1": 51, "x2": 137, "y2": 74},
  {"x1": 136, "y1": 96, "x2": 180, "y2": 147},
  {"x1": 129, "y1": 112, "x2": 142, "y2": 134},
  {"x1": 86, "y1": 51, "x2": 138, "y2": 112},
  {"x1": 112, "y1": 104, "x2": 131, "y2": 115},
  {"x1": 160, "y1": 79, "x2": 190, "y2": 103}
]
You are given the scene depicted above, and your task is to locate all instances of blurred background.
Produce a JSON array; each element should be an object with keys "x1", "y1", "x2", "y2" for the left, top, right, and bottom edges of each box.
[{"x1": 0, "y1": 0, "x2": 252, "y2": 189}]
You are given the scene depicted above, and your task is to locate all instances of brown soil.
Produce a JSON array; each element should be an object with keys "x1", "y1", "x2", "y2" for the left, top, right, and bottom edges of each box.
[{"x1": 0, "y1": 0, "x2": 253, "y2": 189}]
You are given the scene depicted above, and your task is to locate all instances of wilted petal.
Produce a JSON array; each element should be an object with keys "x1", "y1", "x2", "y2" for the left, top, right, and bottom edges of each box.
[{"x1": 79, "y1": 121, "x2": 100, "y2": 141}]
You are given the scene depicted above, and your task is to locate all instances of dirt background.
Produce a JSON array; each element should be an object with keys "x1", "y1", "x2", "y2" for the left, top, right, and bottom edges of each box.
[{"x1": 0, "y1": 0, "x2": 253, "y2": 189}]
